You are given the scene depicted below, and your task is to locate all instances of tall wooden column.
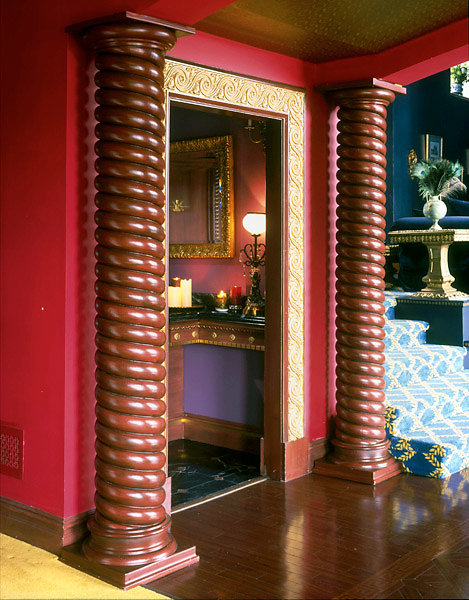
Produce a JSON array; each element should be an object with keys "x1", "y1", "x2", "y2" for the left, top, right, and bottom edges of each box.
[
  {"x1": 62, "y1": 13, "x2": 198, "y2": 589},
  {"x1": 314, "y1": 79, "x2": 406, "y2": 484}
]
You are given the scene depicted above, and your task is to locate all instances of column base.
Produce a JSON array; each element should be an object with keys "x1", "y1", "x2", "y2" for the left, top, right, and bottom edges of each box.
[
  {"x1": 60, "y1": 542, "x2": 199, "y2": 590},
  {"x1": 312, "y1": 457, "x2": 403, "y2": 485}
]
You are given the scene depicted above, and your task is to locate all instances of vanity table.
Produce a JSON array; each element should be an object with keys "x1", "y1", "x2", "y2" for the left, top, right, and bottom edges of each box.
[
  {"x1": 167, "y1": 310, "x2": 265, "y2": 452},
  {"x1": 169, "y1": 311, "x2": 265, "y2": 350}
]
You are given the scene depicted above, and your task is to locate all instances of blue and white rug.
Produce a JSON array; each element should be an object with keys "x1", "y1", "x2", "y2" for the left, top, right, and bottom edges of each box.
[{"x1": 384, "y1": 292, "x2": 469, "y2": 478}]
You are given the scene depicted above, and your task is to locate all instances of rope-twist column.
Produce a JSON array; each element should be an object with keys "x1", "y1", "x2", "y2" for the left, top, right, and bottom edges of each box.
[
  {"x1": 329, "y1": 86, "x2": 399, "y2": 475},
  {"x1": 81, "y1": 21, "x2": 177, "y2": 568}
]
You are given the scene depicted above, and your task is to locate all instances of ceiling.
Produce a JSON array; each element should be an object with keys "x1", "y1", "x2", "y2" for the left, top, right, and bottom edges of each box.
[{"x1": 195, "y1": 0, "x2": 468, "y2": 63}]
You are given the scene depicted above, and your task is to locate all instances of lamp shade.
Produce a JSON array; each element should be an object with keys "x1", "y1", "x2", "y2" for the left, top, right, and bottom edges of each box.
[{"x1": 242, "y1": 212, "x2": 266, "y2": 236}]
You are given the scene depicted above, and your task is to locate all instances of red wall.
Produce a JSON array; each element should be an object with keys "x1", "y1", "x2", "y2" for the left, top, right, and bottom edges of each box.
[
  {"x1": 1, "y1": 0, "x2": 68, "y2": 516},
  {"x1": 1, "y1": 0, "x2": 465, "y2": 518},
  {"x1": 169, "y1": 117, "x2": 267, "y2": 296}
]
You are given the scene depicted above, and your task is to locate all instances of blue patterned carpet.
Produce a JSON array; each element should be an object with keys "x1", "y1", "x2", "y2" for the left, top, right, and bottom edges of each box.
[{"x1": 384, "y1": 293, "x2": 469, "y2": 478}]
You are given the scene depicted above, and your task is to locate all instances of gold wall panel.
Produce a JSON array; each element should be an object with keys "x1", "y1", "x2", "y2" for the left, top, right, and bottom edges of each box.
[{"x1": 164, "y1": 60, "x2": 305, "y2": 441}]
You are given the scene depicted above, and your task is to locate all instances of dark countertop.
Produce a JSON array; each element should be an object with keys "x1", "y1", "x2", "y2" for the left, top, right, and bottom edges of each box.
[{"x1": 169, "y1": 308, "x2": 265, "y2": 326}]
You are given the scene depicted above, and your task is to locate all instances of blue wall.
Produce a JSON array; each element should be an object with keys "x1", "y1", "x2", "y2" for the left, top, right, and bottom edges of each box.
[{"x1": 388, "y1": 69, "x2": 469, "y2": 229}]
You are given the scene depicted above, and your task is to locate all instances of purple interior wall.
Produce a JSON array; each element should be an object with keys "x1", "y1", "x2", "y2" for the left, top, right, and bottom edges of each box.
[{"x1": 183, "y1": 344, "x2": 264, "y2": 429}]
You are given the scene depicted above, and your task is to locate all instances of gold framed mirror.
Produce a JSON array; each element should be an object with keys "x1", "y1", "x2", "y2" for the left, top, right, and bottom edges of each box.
[{"x1": 168, "y1": 135, "x2": 234, "y2": 258}]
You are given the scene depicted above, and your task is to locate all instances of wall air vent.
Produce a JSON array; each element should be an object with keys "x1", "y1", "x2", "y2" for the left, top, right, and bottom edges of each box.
[{"x1": 0, "y1": 424, "x2": 24, "y2": 479}]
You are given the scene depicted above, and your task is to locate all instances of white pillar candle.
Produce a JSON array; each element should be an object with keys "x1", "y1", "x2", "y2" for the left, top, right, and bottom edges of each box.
[
  {"x1": 180, "y1": 278, "x2": 192, "y2": 307},
  {"x1": 168, "y1": 286, "x2": 182, "y2": 307}
]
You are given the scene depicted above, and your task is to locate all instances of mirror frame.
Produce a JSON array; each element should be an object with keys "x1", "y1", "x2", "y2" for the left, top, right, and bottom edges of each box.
[{"x1": 169, "y1": 135, "x2": 234, "y2": 259}]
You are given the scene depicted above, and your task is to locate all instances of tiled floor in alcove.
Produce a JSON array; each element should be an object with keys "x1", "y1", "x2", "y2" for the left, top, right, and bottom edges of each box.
[{"x1": 168, "y1": 439, "x2": 263, "y2": 510}]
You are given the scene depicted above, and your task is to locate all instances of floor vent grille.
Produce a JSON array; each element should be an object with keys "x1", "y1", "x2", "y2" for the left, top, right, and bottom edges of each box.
[{"x1": 0, "y1": 424, "x2": 24, "y2": 479}]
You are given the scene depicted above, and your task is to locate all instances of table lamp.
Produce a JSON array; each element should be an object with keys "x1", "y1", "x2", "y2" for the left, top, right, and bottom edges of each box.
[{"x1": 240, "y1": 212, "x2": 266, "y2": 316}]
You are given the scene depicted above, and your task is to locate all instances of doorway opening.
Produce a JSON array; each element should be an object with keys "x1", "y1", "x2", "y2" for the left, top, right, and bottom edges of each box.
[
  {"x1": 166, "y1": 101, "x2": 283, "y2": 510},
  {"x1": 163, "y1": 58, "x2": 306, "y2": 502}
]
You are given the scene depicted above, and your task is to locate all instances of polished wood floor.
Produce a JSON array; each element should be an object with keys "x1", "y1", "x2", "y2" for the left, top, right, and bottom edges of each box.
[{"x1": 147, "y1": 469, "x2": 469, "y2": 599}]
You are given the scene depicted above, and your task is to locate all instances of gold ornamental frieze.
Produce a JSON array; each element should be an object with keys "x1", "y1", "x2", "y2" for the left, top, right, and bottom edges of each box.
[
  {"x1": 164, "y1": 60, "x2": 305, "y2": 440},
  {"x1": 389, "y1": 229, "x2": 469, "y2": 245}
]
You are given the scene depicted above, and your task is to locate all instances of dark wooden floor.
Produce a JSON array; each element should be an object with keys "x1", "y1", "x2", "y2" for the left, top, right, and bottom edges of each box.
[{"x1": 147, "y1": 468, "x2": 469, "y2": 599}]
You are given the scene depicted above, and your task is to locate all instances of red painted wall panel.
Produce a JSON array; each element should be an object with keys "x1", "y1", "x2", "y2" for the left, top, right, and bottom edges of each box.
[
  {"x1": 63, "y1": 35, "x2": 98, "y2": 517},
  {"x1": 0, "y1": 0, "x2": 68, "y2": 516}
]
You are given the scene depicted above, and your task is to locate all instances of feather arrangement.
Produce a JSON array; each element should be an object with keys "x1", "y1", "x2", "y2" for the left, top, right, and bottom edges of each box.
[
  {"x1": 451, "y1": 64, "x2": 468, "y2": 85},
  {"x1": 411, "y1": 159, "x2": 463, "y2": 201}
]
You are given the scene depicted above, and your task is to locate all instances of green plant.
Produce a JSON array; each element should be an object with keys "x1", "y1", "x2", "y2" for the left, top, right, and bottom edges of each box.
[
  {"x1": 451, "y1": 64, "x2": 468, "y2": 85},
  {"x1": 411, "y1": 159, "x2": 463, "y2": 201}
]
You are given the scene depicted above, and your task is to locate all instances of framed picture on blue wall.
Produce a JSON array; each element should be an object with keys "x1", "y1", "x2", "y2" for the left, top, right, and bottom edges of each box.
[{"x1": 425, "y1": 134, "x2": 443, "y2": 162}]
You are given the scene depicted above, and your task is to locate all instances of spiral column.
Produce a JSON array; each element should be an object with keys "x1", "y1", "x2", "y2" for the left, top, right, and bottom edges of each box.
[
  {"x1": 62, "y1": 14, "x2": 198, "y2": 589},
  {"x1": 314, "y1": 80, "x2": 406, "y2": 484}
]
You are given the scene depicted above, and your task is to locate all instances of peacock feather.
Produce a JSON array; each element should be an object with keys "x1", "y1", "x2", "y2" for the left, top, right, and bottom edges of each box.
[{"x1": 411, "y1": 159, "x2": 463, "y2": 201}]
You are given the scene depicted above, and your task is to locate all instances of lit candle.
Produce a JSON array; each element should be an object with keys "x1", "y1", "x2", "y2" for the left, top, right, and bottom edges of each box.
[
  {"x1": 216, "y1": 290, "x2": 227, "y2": 309},
  {"x1": 171, "y1": 277, "x2": 181, "y2": 287},
  {"x1": 180, "y1": 278, "x2": 192, "y2": 307}
]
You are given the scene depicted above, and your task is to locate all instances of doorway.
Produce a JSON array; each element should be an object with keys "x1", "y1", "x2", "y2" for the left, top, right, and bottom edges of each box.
[
  {"x1": 166, "y1": 102, "x2": 278, "y2": 510},
  {"x1": 163, "y1": 59, "x2": 306, "y2": 496}
]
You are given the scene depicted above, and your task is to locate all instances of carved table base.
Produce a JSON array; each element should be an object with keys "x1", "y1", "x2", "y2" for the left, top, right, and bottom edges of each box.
[{"x1": 389, "y1": 229, "x2": 469, "y2": 299}]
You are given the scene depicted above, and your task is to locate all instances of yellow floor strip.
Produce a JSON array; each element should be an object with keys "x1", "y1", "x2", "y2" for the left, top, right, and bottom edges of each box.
[{"x1": 0, "y1": 534, "x2": 169, "y2": 600}]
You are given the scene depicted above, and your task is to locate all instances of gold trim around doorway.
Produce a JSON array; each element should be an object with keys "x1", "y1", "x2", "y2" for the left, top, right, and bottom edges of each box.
[{"x1": 164, "y1": 59, "x2": 305, "y2": 441}]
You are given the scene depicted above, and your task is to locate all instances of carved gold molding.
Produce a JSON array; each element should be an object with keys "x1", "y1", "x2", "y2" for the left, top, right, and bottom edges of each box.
[
  {"x1": 389, "y1": 229, "x2": 469, "y2": 244},
  {"x1": 169, "y1": 135, "x2": 235, "y2": 258},
  {"x1": 408, "y1": 149, "x2": 417, "y2": 179},
  {"x1": 164, "y1": 60, "x2": 305, "y2": 440},
  {"x1": 398, "y1": 298, "x2": 469, "y2": 307}
]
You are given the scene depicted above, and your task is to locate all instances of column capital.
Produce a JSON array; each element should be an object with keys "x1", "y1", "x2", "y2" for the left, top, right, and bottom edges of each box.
[
  {"x1": 66, "y1": 11, "x2": 195, "y2": 39},
  {"x1": 316, "y1": 78, "x2": 406, "y2": 97}
]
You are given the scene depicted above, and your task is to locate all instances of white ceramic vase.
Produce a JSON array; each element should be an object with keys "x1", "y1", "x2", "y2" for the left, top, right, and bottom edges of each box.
[{"x1": 423, "y1": 195, "x2": 447, "y2": 230}]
